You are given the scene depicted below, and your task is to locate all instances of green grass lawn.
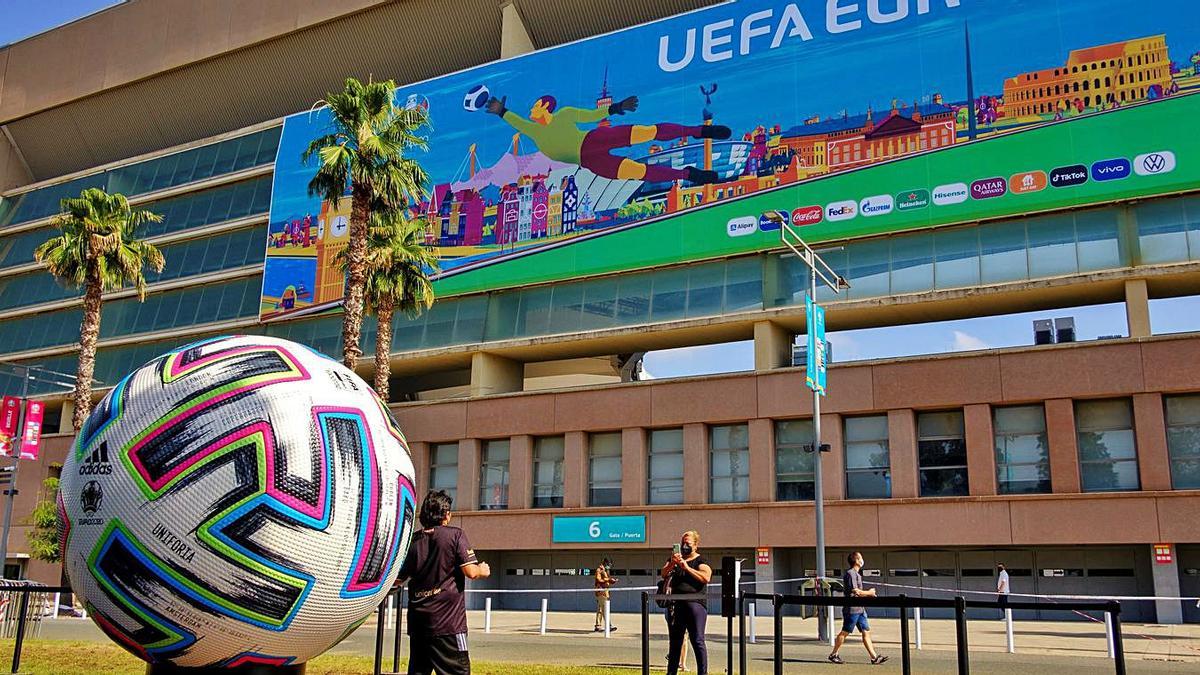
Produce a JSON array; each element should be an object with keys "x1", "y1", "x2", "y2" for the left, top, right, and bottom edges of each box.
[{"x1": 0, "y1": 640, "x2": 619, "y2": 674}]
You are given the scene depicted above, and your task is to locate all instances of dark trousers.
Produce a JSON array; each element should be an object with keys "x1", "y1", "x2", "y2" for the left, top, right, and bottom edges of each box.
[
  {"x1": 667, "y1": 601, "x2": 708, "y2": 675},
  {"x1": 408, "y1": 633, "x2": 470, "y2": 675}
]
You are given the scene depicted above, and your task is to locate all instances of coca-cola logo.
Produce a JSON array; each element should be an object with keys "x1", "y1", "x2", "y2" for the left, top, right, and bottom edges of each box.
[{"x1": 791, "y1": 206, "x2": 823, "y2": 226}]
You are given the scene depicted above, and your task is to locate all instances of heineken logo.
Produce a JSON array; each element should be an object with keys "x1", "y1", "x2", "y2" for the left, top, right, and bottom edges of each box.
[{"x1": 896, "y1": 189, "x2": 930, "y2": 210}]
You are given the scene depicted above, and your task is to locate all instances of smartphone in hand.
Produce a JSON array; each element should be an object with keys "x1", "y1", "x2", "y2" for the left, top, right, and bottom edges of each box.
[{"x1": 673, "y1": 543, "x2": 681, "y2": 555}]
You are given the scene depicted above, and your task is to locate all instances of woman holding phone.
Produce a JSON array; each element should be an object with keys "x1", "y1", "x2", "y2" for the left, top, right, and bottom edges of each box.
[{"x1": 661, "y1": 530, "x2": 711, "y2": 675}]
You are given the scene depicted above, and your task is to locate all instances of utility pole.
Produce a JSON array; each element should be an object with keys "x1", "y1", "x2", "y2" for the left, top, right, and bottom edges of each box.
[{"x1": 775, "y1": 214, "x2": 849, "y2": 642}]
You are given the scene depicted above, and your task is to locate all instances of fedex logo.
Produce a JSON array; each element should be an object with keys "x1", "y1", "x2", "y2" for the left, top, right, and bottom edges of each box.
[{"x1": 825, "y1": 200, "x2": 858, "y2": 222}]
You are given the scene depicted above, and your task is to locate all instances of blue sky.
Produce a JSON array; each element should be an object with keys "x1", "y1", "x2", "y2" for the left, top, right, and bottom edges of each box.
[
  {"x1": 0, "y1": 0, "x2": 122, "y2": 47},
  {"x1": 643, "y1": 296, "x2": 1200, "y2": 379}
]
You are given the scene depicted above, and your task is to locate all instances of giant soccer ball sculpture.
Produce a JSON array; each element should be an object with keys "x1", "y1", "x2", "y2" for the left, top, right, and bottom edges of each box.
[{"x1": 59, "y1": 336, "x2": 417, "y2": 671}]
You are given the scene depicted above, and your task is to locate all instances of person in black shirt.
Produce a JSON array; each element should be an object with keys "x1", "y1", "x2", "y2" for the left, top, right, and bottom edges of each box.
[
  {"x1": 396, "y1": 490, "x2": 491, "y2": 675},
  {"x1": 828, "y1": 551, "x2": 887, "y2": 665},
  {"x1": 660, "y1": 530, "x2": 712, "y2": 675}
]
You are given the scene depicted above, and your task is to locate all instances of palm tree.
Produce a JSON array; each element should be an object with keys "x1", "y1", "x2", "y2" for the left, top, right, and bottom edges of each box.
[
  {"x1": 35, "y1": 188, "x2": 164, "y2": 431},
  {"x1": 339, "y1": 202, "x2": 438, "y2": 400},
  {"x1": 303, "y1": 77, "x2": 430, "y2": 369}
]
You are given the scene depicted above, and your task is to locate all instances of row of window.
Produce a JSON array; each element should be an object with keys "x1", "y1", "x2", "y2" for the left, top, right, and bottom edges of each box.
[
  {"x1": 424, "y1": 396, "x2": 1200, "y2": 509},
  {"x1": 0, "y1": 275, "x2": 261, "y2": 354},
  {"x1": 0, "y1": 127, "x2": 280, "y2": 229},
  {"x1": 0, "y1": 224, "x2": 266, "y2": 313},
  {"x1": 0, "y1": 175, "x2": 272, "y2": 273}
]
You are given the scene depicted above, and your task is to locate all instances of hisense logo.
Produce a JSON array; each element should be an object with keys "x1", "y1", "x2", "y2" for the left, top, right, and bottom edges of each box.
[{"x1": 932, "y1": 183, "x2": 969, "y2": 206}]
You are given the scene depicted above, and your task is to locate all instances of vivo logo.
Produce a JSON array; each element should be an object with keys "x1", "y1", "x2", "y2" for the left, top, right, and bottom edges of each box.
[
  {"x1": 825, "y1": 200, "x2": 858, "y2": 221},
  {"x1": 1091, "y1": 158, "x2": 1131, "y2": 182},
  {"x1": 726, "y1": 216, "x2": 758, "y2": 237},
  {"x1": 932, "y1": 183, "x2": 969, "y2": 206},
  {"x1": 859, "y1": 194, "x2": 894, "y2": 217}
]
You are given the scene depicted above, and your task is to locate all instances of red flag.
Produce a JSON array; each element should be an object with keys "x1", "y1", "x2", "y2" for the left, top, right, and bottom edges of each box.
[
  {"x1": 0, "y1": 397, "x2": 19, "y2": 458},
  {"x1": 19, "y1": 400, "x2": 44, "y2": 461}
]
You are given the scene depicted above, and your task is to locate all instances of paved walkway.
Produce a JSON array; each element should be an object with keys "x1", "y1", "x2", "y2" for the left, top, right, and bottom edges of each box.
[{"x1": 26, "y1": 609, "x2": 1200, "y2": 673}]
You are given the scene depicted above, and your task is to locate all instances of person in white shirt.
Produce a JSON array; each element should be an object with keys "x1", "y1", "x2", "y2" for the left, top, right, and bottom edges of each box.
[{"x1": 996, "y1": 563, "x2": 1010, "y2": 619}]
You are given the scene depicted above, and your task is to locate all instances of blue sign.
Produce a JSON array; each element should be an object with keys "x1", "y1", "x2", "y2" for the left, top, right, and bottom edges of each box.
[
  {"x1": 552, "y1": 515, "x2": 646, "y2": 543},
  {"x1": 758, "y1": 211, "x2": 787, "y2": 232},
  {"x1": 806, "y1": 294, "x2": 827, "y2": 396},
  {"x1": 1091, "y1": 158, "x2": 1132, "y2": 181}
]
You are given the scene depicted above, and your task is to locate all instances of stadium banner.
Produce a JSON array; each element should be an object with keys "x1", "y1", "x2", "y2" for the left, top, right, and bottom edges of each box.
[
  {"x1": 261, "y1": 0, "x2": 1200, "y2": 318},
  {"x1": 19, "y1": 399, "x2": 43, "y2": 461},
  {"x1": 0, "y1": 396, "x2": 19, "y2": 457}
]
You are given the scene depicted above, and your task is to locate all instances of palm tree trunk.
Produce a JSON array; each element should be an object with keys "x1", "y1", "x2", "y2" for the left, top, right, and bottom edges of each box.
[
  {"x1": 374, "y1": 300, "x2": 394, "y2": 401},
  {"x1": 341, "y1": 185, "x2": 371, "y2": 370},
  {"x1": 73, "y1": 262, "x2": 103, "y2": 431}
]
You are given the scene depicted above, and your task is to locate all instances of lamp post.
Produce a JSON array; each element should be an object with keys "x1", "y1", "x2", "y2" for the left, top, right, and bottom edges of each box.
[
  {"x1": 0, "y1": 362, "x2": 87, "y2": 578},
  {"x1": 773, "y1": 214, "x2": 849, "y2": 642}
]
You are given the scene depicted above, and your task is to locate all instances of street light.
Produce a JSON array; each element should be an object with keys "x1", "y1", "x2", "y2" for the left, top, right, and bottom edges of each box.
[
  {"x1": 769, "y1": 213, "x2": 849, "y2": 643},
  {"x1": 0, "y1": 361, "x2": 93, "y2": 579}
]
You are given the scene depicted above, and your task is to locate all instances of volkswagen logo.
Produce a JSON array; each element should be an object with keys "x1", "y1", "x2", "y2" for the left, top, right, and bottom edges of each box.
[{"x1": 1141, "y1": 153, "x2": 1167, "y2": 173}]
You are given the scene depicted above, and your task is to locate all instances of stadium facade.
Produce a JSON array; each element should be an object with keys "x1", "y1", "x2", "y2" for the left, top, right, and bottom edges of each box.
[{"x1": 1, "y1": 0, "x2": 1199, "y2": 625}]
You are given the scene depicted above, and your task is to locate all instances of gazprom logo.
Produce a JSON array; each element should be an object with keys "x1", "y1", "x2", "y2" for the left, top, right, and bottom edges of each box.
[
  {"x1": 1091, "y1": 158, "x2": 1131, "y2": 182},
  {"x1": 859, "y1": 194, "x2": 894, "y2": 217},
  {"x1": 825, "y1": 200, "x2": 858, "y2": 222}
]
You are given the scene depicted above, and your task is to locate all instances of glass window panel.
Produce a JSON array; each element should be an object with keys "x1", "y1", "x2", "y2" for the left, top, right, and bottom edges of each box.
[
  {"x1": 933, "y1": 228, "x2": 980, "y2": 289},
  {"x1": 994, "y1": 405, "x2": 1046, "y2": 434},
  {"x1": 918, "y1": 411, "x2": 964, "y2": 438},
  {"x1": 846, "y1": 440, "x2": 889, "y2": 470},
  {"x1": 776, "y1": 446, "x2": 815, "y2": 475},
  {"x1": 776, "y1": 419, "x2": 813, "y2": 446},
  {"x1": 724, "y1": 256, "x2": 763, "y2": 313},
  {"x1": 845, "y1": 415, "x2": 888, "y2": 443},
  {"x1": 1165, "y1": 395, "x2": 1200, "y2": 489},
  {"x1": 844, "y1": 238, "x2": 890, "y2": 300},
  {"x1": 1077, "y1": 399, "x2": 1133, "y2": 430},
  {"x1": 920, "y1": 467, "x2": 969, "y2": 497},
  {"x1": 615, "y1": 273, "x2": 652, "y2": 324},
  {"x1": 979, "y1": 221, "x2": 1028, "y2": 284},
  {"x1": 685, "y1": 262, "x2": 724, "y2": 318},
  {"x1": 1027, "y1": 213, "x2": 1078, "y2": 278},
  {"x1": 452, "y1": 296, "x2": 487, "y2": 346},
  {"x1": 479, "y1": 440, "x2": 510, "y2": 510},
  {"x1": 1171, "y1": 458, "x2": 1200, "y2": 490},
  {"x1": 483, "y1": 291, "x2": 520, "y2": 341},
  {"x1": 590, "y1": 432, "x2": 622, "y2": 456},
  {"x1": 548, "y1": 282, "x2": 583, "y2": 334},
  {"x1": 846, "y1": 469, "x2": 891, "y2": 499},
  {"x1": 212, "y1": 140, "x2": 240, "y2": 175},
  {"x1": 579, "y1": 277, "x2": 618, "y2": 331},
  {"x1": 1135, "y1": 198, "x2": 1190, "y2": 265},
  {"x1": 711, "y1": 424, "x2": 749, "y2": 450},
  {"x1": 650, "y1": 267, "x2": 688, "y2": 321},
  {"x1": 650, "y1": 428, "x2": 683, "y2": 451},
  {"x1": 649, "y1": 453, "x2": 684, "y2": 480},
  {"x1": 1080, "y1": 459, "x2": 1140, "y2": 492},
  {"x1": 590, "y1": 456, "x2": 622, "y2": 483},
  {"x1": 890, "y1": 233, "x2": 934, "y2": 295},
  {"x1": 1074, "y1": 209, "x2": 1121, "y2": 271},
  {"x1": 515, "y1": 286, "x2": 552, "y2": 337},
  {"x1": 150, "y1": 154, "x2": 180, "y2": 191}
]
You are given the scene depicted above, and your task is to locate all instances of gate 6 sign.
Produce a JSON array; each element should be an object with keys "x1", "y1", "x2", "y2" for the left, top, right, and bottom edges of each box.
[{"x1": 552, "y1": 515, "x2": 646, "y2": 543}]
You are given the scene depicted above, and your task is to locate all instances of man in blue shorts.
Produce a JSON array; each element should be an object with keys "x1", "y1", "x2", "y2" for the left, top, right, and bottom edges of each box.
[{"x1": 829, "y1": 551, "x2": 888, "y2": 665}]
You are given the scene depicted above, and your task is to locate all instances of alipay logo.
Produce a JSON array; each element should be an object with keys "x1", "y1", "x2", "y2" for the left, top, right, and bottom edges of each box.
[
  {"x1": 932, "y1": 183, "x2": 969, "y2": 206},
  {"x1": 825, "y1": 200, "x2": 858, "y2": 222},
  {"x1": 726, "y1": 216, "x2": 758, "y2": 237},
  {"x1": 859, "y1": 194, "x2": 894, "y2": 217}
]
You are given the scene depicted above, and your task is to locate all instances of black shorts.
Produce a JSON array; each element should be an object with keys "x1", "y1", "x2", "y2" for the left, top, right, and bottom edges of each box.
[{"x1": 408, "y1": 633, "x2": 470, "y2": 675}]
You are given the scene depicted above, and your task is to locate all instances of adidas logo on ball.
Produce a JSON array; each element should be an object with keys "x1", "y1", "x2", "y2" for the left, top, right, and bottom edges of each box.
[{"x1": 78, "y1": 443, "x2": 113, "y2": 475}]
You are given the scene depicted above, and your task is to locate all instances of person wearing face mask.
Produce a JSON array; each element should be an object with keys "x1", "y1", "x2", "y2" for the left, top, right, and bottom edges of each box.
[
  {"x1": 593, "y1": 557, "x2": 619, "y2": 632},
  {"x1": 661, "y1": 530, "x2": 712, "y2": 675}
]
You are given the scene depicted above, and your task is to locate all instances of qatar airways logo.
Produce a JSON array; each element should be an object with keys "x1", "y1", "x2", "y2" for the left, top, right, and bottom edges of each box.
[{"x1": 658, "y1": 0, "x2": 964, "y2": 72}]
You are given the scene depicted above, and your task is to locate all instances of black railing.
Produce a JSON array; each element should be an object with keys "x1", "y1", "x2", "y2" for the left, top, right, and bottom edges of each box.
[
  {"x1": 372, "y1": 587, "x2": 405, "y2": 675},
  {"x1": 1, "y1": 584, "x2": 71, "y2": 674},
  {"x1": 734, "y1": 592, "x2": 1125, "y2": 675}
]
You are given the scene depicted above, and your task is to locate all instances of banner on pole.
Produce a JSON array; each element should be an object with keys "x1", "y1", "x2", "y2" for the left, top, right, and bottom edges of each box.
[
  {"x1": 19, "y1": 400, "x2": 44, "y2": 461},
  {"x1": 806, "y1": 295, "x2": 827, "y2": 396},
  {"x1": 0, "y1": 397, "x2": 19, "y2": 458}
]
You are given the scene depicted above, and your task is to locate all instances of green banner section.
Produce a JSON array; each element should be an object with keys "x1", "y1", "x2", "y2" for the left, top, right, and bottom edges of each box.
[{"x1": 434, "y1": 94, "x2": 1197, "y2": 297}]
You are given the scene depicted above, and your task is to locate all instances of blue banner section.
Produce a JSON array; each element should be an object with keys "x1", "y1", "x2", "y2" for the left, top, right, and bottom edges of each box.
[
  {"x1": 806, "y1": 294, "x2": 827, "y2": 396},
  {"x1": 552, "y1": 515, "x2": 646, "y2": 543}
]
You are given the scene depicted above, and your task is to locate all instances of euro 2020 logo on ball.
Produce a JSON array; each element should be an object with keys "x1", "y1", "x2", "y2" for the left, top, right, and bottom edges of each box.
[{"x1": 58, "y1": 336, "x2": 417, "y2": 669}]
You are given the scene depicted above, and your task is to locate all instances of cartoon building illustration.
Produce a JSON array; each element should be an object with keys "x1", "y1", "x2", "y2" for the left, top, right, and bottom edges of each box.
[
  {"x1": 779, "y1": 99, "x2": 958, "y2": 173},
  {"x1": 560, "y1": 175, "x2": 579, "y2": 233},
  {"x1": 314, "y1": 198, "x2": 352, "y2": 306},
  {"x1": 1003, "y1": 35, "x2": 1172, "y2": 117}
]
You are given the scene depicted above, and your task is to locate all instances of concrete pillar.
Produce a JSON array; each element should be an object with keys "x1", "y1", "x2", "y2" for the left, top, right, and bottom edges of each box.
[
  {"x1": 1045, "y1": 399, "x2": 1082, "y2": 494},
  {"x1": 754, "y1": 547, "x2": 781, "y2": 616},
  {"x1": 458, "y1": 438, "x2": 482, "y2": 511},
  {"x1": 1125, "y1": 279, "x2": 1152, "y2": 339},
  {"x1": 499, "y1": 0, "x2": 535, "y2": 58},
  {"x1": 563, "y1": 431, "x2": 587, "y2": 508},
  {"x1": 964, "y1": 404, "x2": 997, "y2": 496},
  {"x1": 410, "y1": 441, "x2": 430, "y2": 494},
  {"x1": 754, "y1": 321, "x2": 794, "y2": 371},
  {"x1": 470, "y1": 352, "x2": 523, "y2": 397},
  {"x1": 1150, "y1": 544, "x2": 1183, "y2": 624},
  {"x1": 683, "y1": 423, "x2": 708, "y2": 504},
  {"x1": 748, "y1": 419, "x2": 774, "y2": 502},
  {"x1": 508, "y1": 435, "x2": 533, "y2": 509},
  {"x1": 887, "y1": 410, "x2": 918, "y2": 499},
  {"x1": 621, "y1": 428, "x2": 647, "y2": 507},
  {"x1": 59, "y1": 400, "x2": 75, "y2": 435},
  {"x1": 1133, "y1": 393, "x2": 1172, "y2": 491},
  {"x1": 820, "y1": 413, "x2": 845, "y2": 501}
]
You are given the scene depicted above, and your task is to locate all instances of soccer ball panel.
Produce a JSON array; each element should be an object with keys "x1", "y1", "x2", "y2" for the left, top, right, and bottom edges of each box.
[{"x1": 60, "y1": 336, "x2": 415, "y2": 667}]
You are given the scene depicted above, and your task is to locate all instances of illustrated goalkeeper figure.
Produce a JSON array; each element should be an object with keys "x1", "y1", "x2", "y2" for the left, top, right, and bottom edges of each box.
[{"x1": 487, "y1": 93, "x2": 729, "y2": 185}]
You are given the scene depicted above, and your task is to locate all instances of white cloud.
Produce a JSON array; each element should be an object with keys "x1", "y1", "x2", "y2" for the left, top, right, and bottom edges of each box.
[{"x1": 951, "y1": 330, "x2": 991, "y2": 352}]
